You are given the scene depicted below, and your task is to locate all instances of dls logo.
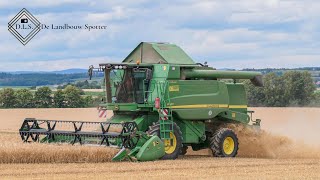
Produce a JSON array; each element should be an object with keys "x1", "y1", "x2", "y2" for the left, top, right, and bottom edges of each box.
[{"x1": 8, "y1": 8, "x2": 41, "y2": 45}]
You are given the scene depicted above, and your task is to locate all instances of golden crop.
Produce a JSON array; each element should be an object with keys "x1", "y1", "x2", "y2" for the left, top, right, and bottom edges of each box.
[{"x1": 0, "y1": 133, "x2": 117, "y2": 164}]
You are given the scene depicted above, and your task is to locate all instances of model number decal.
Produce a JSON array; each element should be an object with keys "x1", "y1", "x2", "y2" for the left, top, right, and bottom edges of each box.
[{"x1": 169, "y1": 85, "x2": 179, "y2": 92}]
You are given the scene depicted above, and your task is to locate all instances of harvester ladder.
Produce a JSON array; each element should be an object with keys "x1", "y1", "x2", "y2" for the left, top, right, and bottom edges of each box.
[{"x1": 157, "y1": 81, "x2": 174, "y2": 141}]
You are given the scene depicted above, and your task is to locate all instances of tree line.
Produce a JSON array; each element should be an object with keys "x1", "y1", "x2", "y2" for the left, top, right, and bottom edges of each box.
[
  {"x1": 0, "y1": 72, "x2": 103, "y2": 86},
  {"x1": 0, "y1": 71, "x2": 319, "y2": 108},
  {"x1": 57, "y1": 80, "x2": 101, "y2": 89},
  {"x1": 0, "y1": 85, "x2": 101, "y2": 108},
  {"x1": 244, "y1": 71, "x2": 320, "y2": 107}
]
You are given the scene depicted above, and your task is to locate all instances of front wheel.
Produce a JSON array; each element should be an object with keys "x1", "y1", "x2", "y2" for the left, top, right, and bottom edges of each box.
[
  {"x1": 210, "y1": 128, "x2": 239, "y2": 157},
  {"x1": 147, "y1": 122, "x2": 183, "y2": 160}
]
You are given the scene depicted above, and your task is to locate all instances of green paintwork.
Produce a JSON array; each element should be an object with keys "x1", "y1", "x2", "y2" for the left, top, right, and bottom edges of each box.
[
  {"x1": 96, "y1": 42, "x2": 263, "y2": 160},
  {"x1": 107, "y1": 113, "x2": 158, "y2": 132},
  {"x1": 151, "y1": 43, "x2": 195, "y2": 65},
  {"x1": 135, "y1": 135, "x2": 165, "y2": 161},
  {"x1": 169, "y1": 80, "x2": 229, "y2": 107},
  {"x1": 112, "y1": 148, "x2": 131, "y2": 161},
  {"x1": 176, "y1": 120, "x2": 206, "y2": 143},
  {"x1": 227, "y1": 83, "x2": 248, "y2": 113},
  {"x1": 122, "y1": 42, "x2": 195, "y2": 65},
  {"x1": 111, "y1": 135, "x2": 165, "y2": 162},
  {"x1": 173, "y1": 109, "x2": 226, "y2": 120},
  {"x1": 33, "y1": 42, "x2": 263, "y2": 161},
  {"x1": 105, "y1": 103, "x2": 138, "y2": 111},
  {"x1": 219, "y1": 110, "x2": 250, "y2": 124},
  {"x1": 111, "y1": 133, "x2": 165, "y2": 162},
  {"x1": 183, "y1": 69, "x2": 261, "y2": 79}
]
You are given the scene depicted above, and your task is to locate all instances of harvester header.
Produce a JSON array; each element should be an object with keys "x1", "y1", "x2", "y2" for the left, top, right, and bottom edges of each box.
[{"x1": 20, "y1": 42, "x2": 263, "y2": 161}]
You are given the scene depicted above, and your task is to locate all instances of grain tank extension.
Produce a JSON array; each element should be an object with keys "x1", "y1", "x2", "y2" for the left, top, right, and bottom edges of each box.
[{"x1": 19, "y1": 42, "x2": 262, "y2": 161}]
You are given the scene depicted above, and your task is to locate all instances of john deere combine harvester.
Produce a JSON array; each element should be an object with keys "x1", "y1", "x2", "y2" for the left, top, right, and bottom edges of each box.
[{"x1": 19, "y1": 42, "x2": 263, "y2": 161}]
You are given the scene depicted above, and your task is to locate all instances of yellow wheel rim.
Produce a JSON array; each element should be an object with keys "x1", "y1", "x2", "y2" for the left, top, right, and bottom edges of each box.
[
  {"x1": 163, "y1": 132, "x2": 177, "y2": 154},
  {"x1": 223, "y1": 137, "x2": 235, "y2": 155}
]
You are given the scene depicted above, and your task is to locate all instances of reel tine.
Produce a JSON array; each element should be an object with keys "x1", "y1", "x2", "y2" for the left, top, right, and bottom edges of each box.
[{"x1": 19, "y1": 119, "x2": 135, "y2": 148}]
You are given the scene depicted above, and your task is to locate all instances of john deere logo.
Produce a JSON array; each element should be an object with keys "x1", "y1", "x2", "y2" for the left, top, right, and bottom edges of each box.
[{"x1": 8, "y1": 8, "x2": 41, "y2": 45}]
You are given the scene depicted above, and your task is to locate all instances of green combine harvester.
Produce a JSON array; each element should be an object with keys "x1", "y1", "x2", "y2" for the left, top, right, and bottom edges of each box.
[{"x1": 19, "y1": 42, "x2": 263, "y2": 161}]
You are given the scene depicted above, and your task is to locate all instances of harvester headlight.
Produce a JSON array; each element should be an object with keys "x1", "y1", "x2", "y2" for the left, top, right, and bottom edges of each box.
[
  {"x1": 114, "y1": 65, "x2": 119, "y2": 69},
  {"x1": 118, "y1": 65, "x2": 123, "y2": 69}
]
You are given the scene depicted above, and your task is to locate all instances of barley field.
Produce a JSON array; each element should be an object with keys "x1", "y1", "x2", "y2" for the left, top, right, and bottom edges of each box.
[{"x1": 0, "y1": 108, "x2": 319, "y2": 179}]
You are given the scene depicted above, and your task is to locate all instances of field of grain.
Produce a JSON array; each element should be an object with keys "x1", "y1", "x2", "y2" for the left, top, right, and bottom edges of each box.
[{"x1": 0, "y1": 108, "x2": 319, "y2": 179}]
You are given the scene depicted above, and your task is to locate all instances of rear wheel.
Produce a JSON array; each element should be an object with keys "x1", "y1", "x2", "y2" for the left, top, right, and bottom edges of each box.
[
  {"x1": 147, "y1": 122, "x2": 183, "y2": 160},
  {"x1": 210, "y1": 128, "x2": 238, "y2": 157}
]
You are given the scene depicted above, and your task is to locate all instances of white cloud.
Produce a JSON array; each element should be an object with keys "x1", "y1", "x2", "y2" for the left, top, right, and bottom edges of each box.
[
  {"x1": 211, "y1": 55, "x2": 320, "y2": 69},
  {"x1": 85, "y1": 6, "x2": 135, "y2": 23},
  {"x1": 0, "y1": 0, "x2": 87, "y2": 8},
  {"x1": 0, "y1": 0, "x2": 319, "y2": 71}
]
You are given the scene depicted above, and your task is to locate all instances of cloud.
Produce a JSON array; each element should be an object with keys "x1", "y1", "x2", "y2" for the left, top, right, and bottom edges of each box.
[
  {"x1": 0, "y1": 0, "x2": 319, "y2": 71},
  {"x1": 211, "y1": 55, "x2": 320, "y2": 69},
  {"x1": 0, "y1": 0, "x2": 88, "y2": 8}
]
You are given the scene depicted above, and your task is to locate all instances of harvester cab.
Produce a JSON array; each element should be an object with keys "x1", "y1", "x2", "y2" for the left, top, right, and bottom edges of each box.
[{"x1": 19, "y1": 42, "x2": 263, "y2": 161}]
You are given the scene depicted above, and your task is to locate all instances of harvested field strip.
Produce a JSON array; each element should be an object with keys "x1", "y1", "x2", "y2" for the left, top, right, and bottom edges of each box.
[{"x1": 0, "y1": 158, "x2": 319, "y2": 179}]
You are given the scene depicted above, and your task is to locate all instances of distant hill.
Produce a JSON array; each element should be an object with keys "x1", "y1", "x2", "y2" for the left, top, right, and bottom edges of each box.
[
  {"x1": 8, "y1": 68, "x2": 88, "y2": 74},
  {"x1": 1, "y1": 67, "x2": 319, "y2": 87},
  {"x1": 0, "y1": 70, "x2": 103, "y2": 87},
  {"x1": 52, "y1": 69, "x2": 88, "y2": 74}
]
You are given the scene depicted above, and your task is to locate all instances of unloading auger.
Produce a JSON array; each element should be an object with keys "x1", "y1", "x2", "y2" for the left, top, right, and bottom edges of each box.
[{"x1": 19, "y1": 42, "x2": 263, "y2": 161}]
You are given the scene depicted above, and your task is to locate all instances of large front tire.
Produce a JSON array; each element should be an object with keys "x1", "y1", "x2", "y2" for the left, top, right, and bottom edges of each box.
[
  {"x1": 210, "y1": 128, "x2": 239, "y2": 157},
  {"x1": 147, "y1": 122, "x2": 183, "y2": 160}
]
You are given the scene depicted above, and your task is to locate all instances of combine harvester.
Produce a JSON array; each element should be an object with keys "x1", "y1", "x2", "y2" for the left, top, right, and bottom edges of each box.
[{"x1": 19, "y1": 42, "x2": 263, "y2": 161}]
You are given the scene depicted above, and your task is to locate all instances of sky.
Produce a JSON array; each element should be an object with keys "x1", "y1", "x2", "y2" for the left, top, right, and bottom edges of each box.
[{"x1": 0, "y1": 0, "x2": 319, "y2": 71}]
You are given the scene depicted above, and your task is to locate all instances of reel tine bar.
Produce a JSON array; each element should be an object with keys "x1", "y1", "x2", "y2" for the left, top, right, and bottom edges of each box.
[{"x1": 19, "y1": 118, "x2": 138, "y2": 148}]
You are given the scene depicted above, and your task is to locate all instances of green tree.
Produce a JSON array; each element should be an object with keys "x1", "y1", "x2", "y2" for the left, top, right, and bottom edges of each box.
[
  {"x1": 34, "y1": 87, "x2": 52, "y2": 108},
  {"x1": 83, "y1": 95, "x2": 93, "y2": 107},
  {"x1": 0, "y1": 88, "x2": 16, "y2": 108},
  {"x1": 15, "y1": 89, "x2": 34, "y2": 108},
  {"x1": 64, "y1": 85, "x2": 84, "y2": 108},
  {"x1": 309, "y1": 91, "x2": 320, "y2": 107},
  {"x1": 263, "y1": 73, "x2": 288, "y2": 107},
  {"x1": 53, "y1": 89, "x2": 65, "y2": 108},
  {"x1": 244, "y1": 80, "x2": 265, "y2": 106},
  {"x1": 283, "y1": 71, "x2": 316, "y2": 106}
]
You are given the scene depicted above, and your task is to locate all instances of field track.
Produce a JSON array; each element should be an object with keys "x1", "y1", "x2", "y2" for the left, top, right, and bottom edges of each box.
[
  {"x1": 0, "y1": 108, "x2": 319, "y2": 179},
  {"x1": 1, "y1": 158, "x2": 319, "y2": 179}
]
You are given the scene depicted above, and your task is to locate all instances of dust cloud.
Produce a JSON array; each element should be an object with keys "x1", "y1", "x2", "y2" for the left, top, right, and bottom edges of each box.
[{"x1": 231, "y1": 124, "x2": 320, "y2": 159}]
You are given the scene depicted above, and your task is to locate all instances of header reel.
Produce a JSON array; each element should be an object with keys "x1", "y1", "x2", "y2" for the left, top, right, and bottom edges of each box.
[{"x1": 19, "y1": 118, "x2": 165, "y2": 161}]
